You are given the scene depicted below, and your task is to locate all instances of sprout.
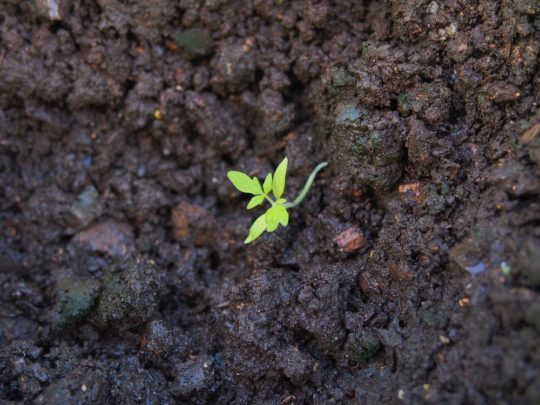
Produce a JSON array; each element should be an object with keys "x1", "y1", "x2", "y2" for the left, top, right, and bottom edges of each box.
[{"x1": 227, "y1": 157, "x2": 328, "y2": 243}]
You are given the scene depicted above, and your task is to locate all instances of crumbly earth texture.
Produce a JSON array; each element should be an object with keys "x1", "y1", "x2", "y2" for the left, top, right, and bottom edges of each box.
[{"x1": 1, "y1": 0, "x2": 539, "y2": 403}]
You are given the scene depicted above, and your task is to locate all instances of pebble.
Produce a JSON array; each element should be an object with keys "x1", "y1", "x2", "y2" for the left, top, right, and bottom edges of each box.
[
  {"x1": 334, "y1": 228, "x2": 365, "y2": 253},
  {"x1": 73, "y1": 220, "x2": 133, "y2": 257},
  {"x1": 171, "y1": 202, "x2": 215, "y2": 246},
  {"x1": 35, "y1": 0, "x2": 72, "y2": 21}
]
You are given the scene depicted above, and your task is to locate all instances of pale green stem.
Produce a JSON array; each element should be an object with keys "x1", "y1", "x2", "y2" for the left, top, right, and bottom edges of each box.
[
  {"x1": 263, "y1": 194, "x2": 275, "y2": 206},
  {"x1": 283, "y1": 161, "x2": 328, "y2": 209}
]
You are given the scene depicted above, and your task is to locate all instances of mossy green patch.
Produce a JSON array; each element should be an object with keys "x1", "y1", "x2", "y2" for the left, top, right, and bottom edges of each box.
[
  {"x1": 174, "y1": 28, "x2": 213, "y2": 56},
  {"x1": 58, "y1": 277, "x2": 100, "y2": 325},
  {"x1": 344, "y1": 329, "x2": 381, "y2": 366}
]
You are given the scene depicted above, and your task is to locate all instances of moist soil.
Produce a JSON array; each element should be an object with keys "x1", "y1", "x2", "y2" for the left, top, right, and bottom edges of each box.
[{"x1": 1, "y1": 1, "x2": 540, "y2": 404}]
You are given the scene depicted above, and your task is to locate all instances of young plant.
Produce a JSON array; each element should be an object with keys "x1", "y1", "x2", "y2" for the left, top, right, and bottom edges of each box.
[{"x1": 227, "y1": 157, "x2": 328, "y2": 243}]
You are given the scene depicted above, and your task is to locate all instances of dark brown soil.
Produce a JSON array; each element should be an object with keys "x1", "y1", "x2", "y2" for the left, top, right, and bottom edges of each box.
[{"x1": 1, "y1": 1, "x2": 539, "y2": 404}]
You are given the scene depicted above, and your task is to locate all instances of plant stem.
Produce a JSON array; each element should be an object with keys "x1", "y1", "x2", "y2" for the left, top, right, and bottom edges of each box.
[
  {"x1": 264, "y1": 194, "x2": 275, "y2": 206},
  {"x1": 283, "y1": 161, "x2": 328, "y2": 209}
]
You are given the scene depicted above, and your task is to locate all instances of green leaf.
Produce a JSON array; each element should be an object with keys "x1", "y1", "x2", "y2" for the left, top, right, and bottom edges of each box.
[
  {"x1": 247, "y1": 195, "x2": 265, "y2": 209},
  {"x1": 266, "y1": 205, "x2": 288, "y2": 232},
  {"x1": 244, "y1": 214, "x2": 267, "y2": 244},
  {"x1": 263, "y1": 173, "x2": 273, "y2": 194},
  {"x1": 272, "y1": 157, "x2": 288, "y2": 199},
  {"x1": 276, "y1": 205, "x2": 289, "y2": 226},
  {"x1": 227, "y1": 171, "x2": 263, "y2": 195},
  {"x1": 275, "y1": 198, "x2": 287, "y2": 205},
  {"x1": 265, "y1": 206, "x2": 279, "y2": 232},
  {"x1": 251, "y1": 177, "x2": 263, "y2": 194}
]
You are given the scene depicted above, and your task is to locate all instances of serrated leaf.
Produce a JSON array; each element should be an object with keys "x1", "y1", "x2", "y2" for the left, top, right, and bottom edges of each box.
[
  {"x1": 272, "y1": 157, "x2": 288, "y2": 199},
  {"x1": 247, "y1": 195, "x2": 265, "y2": 209},
  {"x1": 266, "y1": 205, "x2": 288, "y2": 232},
  {"x1": 227, "y1": 171, "x2": 262, "y2": 195},
  {"x1": 263, "y1": 173, "x2": 273, "y2": 194},
  {"x1": 244, "y1": 213, "x2": 267, "y2": 244}
]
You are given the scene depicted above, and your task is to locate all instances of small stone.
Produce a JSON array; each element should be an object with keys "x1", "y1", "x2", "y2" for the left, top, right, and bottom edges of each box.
[
  {"x1": 35, "y1": 0, "x2": 73, "y2": 21},
  {"x1": 448, "y1": 236, "x2": 486, "y2": 275},
  {"x1": 280, "y1": 395, "x2": 296, "y2": 405},
  {"x1": 334, "y1": 228, "x2": 365, "y2": 253},
  {"x1": 439, "y1": 335, "x2": 451, "y2": 344},
  {"x1": 446, "y1": 33, "x2": 472, "y2": 63},
  {"x1": 171, "y1": 202, "x2": 215, "y2": 246},
  {"x1": 520, "y1": 123, "x2": 540, "y2": 144},
  {"x1": 73, "y1": 220, "x2": 133, "y2": 257},
  {"x1": 398, "y1": 182, "x2": 424, "y2": 203},
  {"x1": 398, "y1": 389, "x2": 406, "y2": 400},
  {"x1": 69, "y1": 186, "x2": 104, "y2": 229},
  {"x1": 427, "y1": 1, "x2": 439, "y2": 14},
  {"x1": 458, "y1": 297, "x2": 470, "y2": 307},
  {"x1": 242, "y1": 38, "x2": 255, "y2": 52}
]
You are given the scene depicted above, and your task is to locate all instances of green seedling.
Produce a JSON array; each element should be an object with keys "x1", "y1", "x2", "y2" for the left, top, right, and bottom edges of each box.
[{"x1": 227, "y1": 157, "x2": 328, "y2": 243}]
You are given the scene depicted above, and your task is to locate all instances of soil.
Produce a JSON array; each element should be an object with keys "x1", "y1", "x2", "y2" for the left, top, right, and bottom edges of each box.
[{"x1": 1, "y1": 0, "x2": 539, "y2": 404}]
